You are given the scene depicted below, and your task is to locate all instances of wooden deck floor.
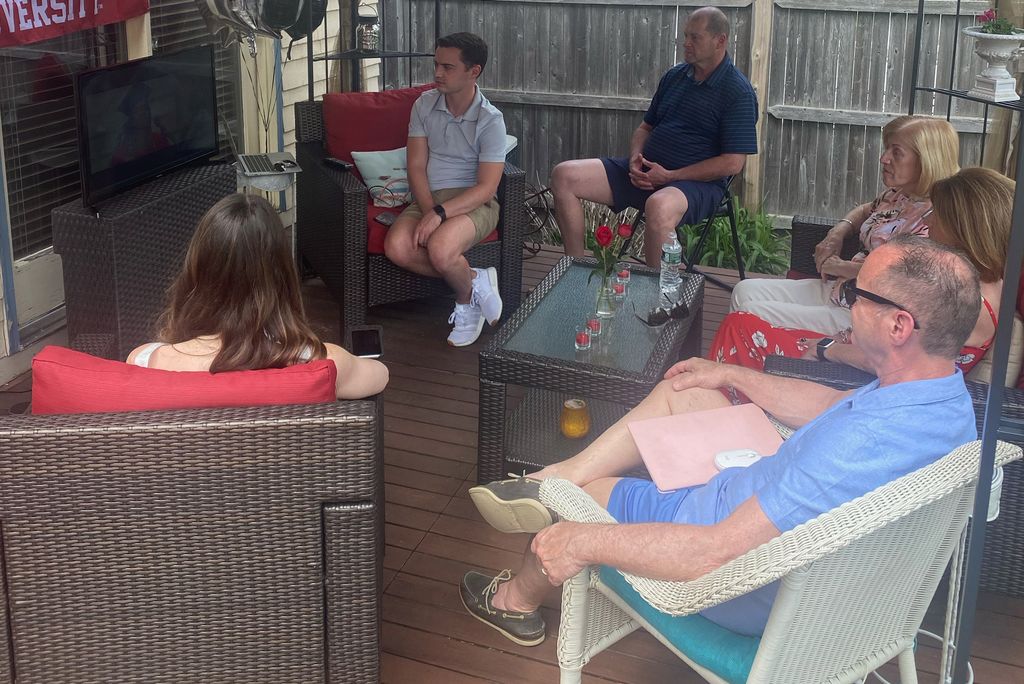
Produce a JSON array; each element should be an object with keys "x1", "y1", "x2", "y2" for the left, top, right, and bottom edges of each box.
[
  {"x1": 1, "y1": 245, "x2": 1023, "y2": 682},
  {"x1": 302, "y1": 245, "x2": 1024, "y2": 684}
]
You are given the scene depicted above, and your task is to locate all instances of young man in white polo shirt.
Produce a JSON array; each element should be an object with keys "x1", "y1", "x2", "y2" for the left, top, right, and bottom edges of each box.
[{"x1": 384, "y1": 32, "x2": 507, "y2": 346}]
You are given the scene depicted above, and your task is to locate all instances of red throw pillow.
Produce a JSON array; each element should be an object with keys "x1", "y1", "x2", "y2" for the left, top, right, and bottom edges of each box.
[
  {"x1": 323, "y1": 84, "x2": 435, "y2": 172},
  {"x1": 31, "y1": 345, "x2": 337, "y2": 415}
]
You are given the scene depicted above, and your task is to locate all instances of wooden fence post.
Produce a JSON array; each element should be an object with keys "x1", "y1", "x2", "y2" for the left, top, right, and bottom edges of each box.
[{"x1": 744, "y1": 0, "x2": 773, "y2": 210}]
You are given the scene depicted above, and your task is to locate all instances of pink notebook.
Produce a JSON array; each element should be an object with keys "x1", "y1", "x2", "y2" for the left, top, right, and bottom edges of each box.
[{"x1": 627, "y1": 403, "x2": 785, "y2": 491}]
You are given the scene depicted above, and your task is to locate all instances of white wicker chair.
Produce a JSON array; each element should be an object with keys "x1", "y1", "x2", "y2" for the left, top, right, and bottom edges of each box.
[{"x1": 539, "y1": 440, "x2": 1022, "y2": 684}]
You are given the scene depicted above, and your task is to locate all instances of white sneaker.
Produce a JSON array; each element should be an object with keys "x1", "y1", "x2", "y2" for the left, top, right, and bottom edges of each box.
[
  {"x1": 472, "y1": 267, "x2": 503, "y2": 325},
  {"x1": 447, "y1": 302, "x2": 485, "y2": 347}
]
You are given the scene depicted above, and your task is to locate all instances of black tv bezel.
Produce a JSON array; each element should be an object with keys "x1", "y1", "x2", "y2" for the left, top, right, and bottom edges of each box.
[{"x1": 74, "y1": 44, "x2": 219, "y2": 208}]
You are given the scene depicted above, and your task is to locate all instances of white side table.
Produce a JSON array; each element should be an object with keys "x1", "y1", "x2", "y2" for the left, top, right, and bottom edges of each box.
[{"x1": 236, "y1": 165, "x2": 300, "y2": 258}]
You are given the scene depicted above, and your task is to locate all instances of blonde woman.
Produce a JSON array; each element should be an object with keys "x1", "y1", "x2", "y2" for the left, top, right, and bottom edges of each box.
[{"x1": 729, "y1": 114, "x2": 960, "y2": 333}]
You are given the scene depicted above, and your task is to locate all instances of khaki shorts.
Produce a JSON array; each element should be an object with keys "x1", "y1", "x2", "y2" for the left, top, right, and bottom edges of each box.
[{"x1": 398, "y1": 187, "x2": 500, "y2": 244}]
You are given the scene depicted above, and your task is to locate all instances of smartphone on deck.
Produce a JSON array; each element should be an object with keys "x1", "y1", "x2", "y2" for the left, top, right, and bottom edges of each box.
[{"x1": 346, "y1": 325, "x2": 384, "y2": 359}]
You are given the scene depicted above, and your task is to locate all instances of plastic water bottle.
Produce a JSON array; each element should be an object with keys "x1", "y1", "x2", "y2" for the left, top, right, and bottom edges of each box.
[{"x1": 659, "y1": 232, "x2": 682, "y2": 297}]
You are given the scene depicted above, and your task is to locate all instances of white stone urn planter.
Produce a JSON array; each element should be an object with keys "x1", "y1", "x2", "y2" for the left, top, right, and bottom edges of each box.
[{"x1": 964, "y1": 26, "x2": 1024, "y2": 101}]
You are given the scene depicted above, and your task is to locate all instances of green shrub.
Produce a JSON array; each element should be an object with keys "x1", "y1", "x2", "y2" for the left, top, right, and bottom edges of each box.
[
  {"x1": 679, "y1": 198, "x2": 789, "y2": 275},
  {"x1": 526, "y1": 185, "x2": 788, "y2": 275}
]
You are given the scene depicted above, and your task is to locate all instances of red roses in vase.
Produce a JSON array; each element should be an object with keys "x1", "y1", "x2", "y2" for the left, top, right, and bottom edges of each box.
[{"x1": 588, "y1": 223, "x2": 633, "y2": 317}]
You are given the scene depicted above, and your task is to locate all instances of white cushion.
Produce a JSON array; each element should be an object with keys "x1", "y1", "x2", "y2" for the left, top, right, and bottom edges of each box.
[{"x1": 351, "y1": 146, "x2": 411, "y2": 207}]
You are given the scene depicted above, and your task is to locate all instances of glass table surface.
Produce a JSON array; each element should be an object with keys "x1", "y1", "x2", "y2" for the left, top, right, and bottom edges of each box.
[{"x1": 502, "y1": 261, "x2": 679, "y2": 374}]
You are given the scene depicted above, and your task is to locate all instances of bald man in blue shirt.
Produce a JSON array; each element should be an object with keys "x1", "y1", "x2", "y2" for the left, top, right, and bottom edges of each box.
[{"x1": 461, "y1": 236, "x2": 979, "y2": 646}]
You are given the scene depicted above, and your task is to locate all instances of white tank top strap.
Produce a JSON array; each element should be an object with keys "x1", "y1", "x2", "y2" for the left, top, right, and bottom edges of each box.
[
  {"x1": 132, "y1": 342, "x2": 165, "y2": 368},
  {"x1": 299, "y1": 344, "x2": 313, "y2": 361}
]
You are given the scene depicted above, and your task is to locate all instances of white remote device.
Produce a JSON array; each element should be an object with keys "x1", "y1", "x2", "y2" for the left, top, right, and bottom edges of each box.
[{"x1": 714, "y1": 449, "x2": 762, "y2": 470}]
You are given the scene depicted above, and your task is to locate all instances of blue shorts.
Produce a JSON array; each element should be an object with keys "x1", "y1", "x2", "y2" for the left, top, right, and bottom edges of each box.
[
  {"x1": 605, "y1": 476, "x2": 777, "y2": 637},
  {"x1": 601, "y1": 157, "x2": 725, "y2": 225},
  {"x1": 606, "y1": 477, "x2": 695, "y2": 523}
]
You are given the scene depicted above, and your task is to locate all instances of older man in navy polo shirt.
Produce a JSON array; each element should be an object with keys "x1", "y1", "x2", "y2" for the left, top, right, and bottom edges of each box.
[{"x1": 553, "y1": 6, "x2": 758, "y2": 266}]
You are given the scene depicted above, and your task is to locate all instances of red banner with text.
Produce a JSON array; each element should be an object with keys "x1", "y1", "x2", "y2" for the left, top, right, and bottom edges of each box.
[{"x1": 0, "y1": 0, "x2": 149, "y2": 48}]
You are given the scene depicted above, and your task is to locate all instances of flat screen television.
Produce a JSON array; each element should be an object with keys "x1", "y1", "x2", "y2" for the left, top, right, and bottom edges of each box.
[{"x1": 74, "y1": 45, "x2": 219, "y2": 207}]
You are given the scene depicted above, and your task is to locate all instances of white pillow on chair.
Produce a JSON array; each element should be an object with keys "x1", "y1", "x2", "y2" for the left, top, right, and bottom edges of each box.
[{"x1": 351, "y1": 146, "x2": 411, "y2": 208}]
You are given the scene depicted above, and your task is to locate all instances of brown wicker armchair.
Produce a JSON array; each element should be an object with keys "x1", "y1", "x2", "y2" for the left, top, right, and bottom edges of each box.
[
  {"x1": 294, "y1": 99, "x2": 527, "y2": 336},
  {"x1": 0, "y1": 400, "x2": 383, "y2": 683},
  {"x1": 787, "y1": 215, "x2": 860, "y2": 278}
]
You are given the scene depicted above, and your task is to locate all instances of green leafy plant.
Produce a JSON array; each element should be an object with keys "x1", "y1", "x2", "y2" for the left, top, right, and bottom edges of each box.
[
  {"x1": 527, "y1": 187, "x2": 786, "y2": 275},
  {"x1": 678, "y1": 198, "x2": 789, "y2": 275},
  {"x1": 976, "y1": 8, "x2": 1021, "y2": 34}
]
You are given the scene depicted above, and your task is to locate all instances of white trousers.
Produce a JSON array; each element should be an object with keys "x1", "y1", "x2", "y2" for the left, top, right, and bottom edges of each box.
[{"x1": 730, "y1": 278, "x2": 852, "y2": 333}]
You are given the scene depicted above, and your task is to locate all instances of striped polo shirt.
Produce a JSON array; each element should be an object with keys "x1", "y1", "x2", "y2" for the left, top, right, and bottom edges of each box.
[{"x1": 642, "y1": 53, "x2": 758, "y2": 172}]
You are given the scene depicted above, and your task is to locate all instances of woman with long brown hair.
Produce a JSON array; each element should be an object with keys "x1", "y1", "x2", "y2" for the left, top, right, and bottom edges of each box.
[{"x1": 127, "y1": 193, "x2": 388, "y2": 399}]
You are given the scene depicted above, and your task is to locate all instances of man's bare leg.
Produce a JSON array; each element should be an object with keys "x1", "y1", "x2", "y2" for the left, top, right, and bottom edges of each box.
[
  {"x1": 482, "y1": 381, "x2": 730, "y2": 620},
  {"x1": 551, "y1": 159, "x2": 615, "y2": 257},
  {"x1": 424, "y1": 216, "x2": 480, "y2": 303},
  {"x1": 642, "y1": 187, "x2": 689, "y2": 267},
  {"x1": 383, "y1": 216, "x2": 442, "y2": 278},
  {"x1": 533, "y1": 380, "x2": 730, "y2": 487}
]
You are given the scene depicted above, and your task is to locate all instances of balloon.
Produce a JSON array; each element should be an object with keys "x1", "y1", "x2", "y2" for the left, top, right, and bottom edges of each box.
[
  {"x1": 196, "y1": 0, "x2": 303, "y2": 54},
  {"x1": 284, "y1": 0, "x2": 326, "y2": 42}
]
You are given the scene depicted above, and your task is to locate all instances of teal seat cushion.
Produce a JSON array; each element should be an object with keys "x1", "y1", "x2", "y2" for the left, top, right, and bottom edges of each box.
[{"x1": 598, "y1": 566, "x2": 760, "y2": 684}]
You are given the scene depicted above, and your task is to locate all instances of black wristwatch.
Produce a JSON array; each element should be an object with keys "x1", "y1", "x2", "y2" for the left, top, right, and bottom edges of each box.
[
  {"x1": 433, "y1": 204, "x2": 447, "y2": 222},
  {"x1": 817, "y1": 337, "x2": 836, "y2": 362}
]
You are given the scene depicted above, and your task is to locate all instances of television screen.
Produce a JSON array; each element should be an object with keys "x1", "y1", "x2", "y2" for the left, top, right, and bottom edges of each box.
[{"x1": 75, "y1": 45, "x2": 219, "y2": 207}]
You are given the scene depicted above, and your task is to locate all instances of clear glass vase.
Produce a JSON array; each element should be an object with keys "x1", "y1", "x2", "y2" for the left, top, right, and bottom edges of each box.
[{"x1": 595, "y1": 275, "x2": 615, "y2": 318}]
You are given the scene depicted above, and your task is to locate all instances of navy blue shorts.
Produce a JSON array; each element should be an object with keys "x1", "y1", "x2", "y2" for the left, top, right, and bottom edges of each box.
[{"x1": 601, "y1": 157, "x2": 725, "y2": 225}]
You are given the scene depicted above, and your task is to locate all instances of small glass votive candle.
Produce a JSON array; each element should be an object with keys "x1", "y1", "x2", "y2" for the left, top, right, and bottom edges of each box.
[
  {"x1": 616, "y1": 264, "x2": 631, "y2": 284},
  {"x1": 586, "y1": 316, "x2": 603, "y2": 337},
  {"x1": 574, "y1": 324, "x2": 592, "y2": 350},
  {"x1": 560, "y1": 398, "x2": 591, "y2": 439},
  {"x1": 612, "y1": 281, "x2": 626, "y2": 300}
]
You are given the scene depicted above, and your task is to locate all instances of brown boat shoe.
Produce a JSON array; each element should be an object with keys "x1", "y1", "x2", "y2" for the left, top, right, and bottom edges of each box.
[
  {"x1": 460, "y1": 569, "x2": 546, "y2": 646},
  {"x1": 468, "y1": 476, "x2": 559, "y2": 534}
]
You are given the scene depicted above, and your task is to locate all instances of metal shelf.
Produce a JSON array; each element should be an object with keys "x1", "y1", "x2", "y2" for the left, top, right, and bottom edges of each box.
[
  {"x1": 306, "y1": 0, "x2": 440, "y2": 100},
  {"x1": 913, "y1": 85, "x2": 1024, "y2": 112}
]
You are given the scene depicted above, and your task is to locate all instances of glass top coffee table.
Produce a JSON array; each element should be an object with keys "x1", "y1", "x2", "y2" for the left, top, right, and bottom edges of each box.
[{"x1": 477, "y1": 257, "x2": 704, "y2": 483}]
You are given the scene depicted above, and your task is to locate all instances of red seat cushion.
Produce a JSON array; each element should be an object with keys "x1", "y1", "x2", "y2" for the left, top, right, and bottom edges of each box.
[
  {"x1": 31, "y1": 345, "x2": 337, "y2": 415},
  {"x1": 365, "y1": 202, "x2": 499, "y2": 254},
  {"x1": 322, "y1": 85, "x2": 500, "y2": 254},
  {"x1": 323, "y1": 84, "x2": 436, "y2": 184}
]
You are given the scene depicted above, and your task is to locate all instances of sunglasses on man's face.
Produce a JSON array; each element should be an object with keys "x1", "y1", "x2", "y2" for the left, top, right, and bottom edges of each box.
[
  {"x1": 841, "y1": 279, "x2": 920, "y2": 329},
  {"x1": 633, "y1": 294, "x2": 690, "y2": 327}
]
